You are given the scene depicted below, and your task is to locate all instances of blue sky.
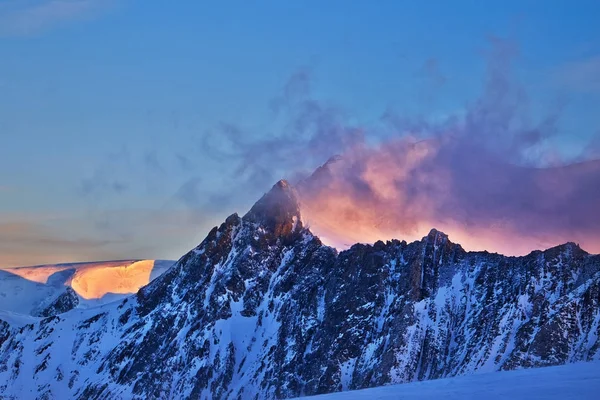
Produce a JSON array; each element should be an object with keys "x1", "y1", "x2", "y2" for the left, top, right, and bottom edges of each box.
[{"x1": 1, "y1": 0, "x2": 599, "y2": 266}]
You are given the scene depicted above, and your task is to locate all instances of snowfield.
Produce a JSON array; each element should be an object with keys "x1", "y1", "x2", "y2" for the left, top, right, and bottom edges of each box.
[
  {"x1": 304, "y1": 361, "x2": 600, "y2": 399},
  {"x1": 0, "y1": 260, "x2": 174, "y2": 315}
]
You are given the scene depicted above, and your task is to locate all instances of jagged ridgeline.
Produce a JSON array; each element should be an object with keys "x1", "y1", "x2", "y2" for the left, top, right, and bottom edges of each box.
[{"x1": 1, "y1": 180, "x2": 599, "y2": 399}]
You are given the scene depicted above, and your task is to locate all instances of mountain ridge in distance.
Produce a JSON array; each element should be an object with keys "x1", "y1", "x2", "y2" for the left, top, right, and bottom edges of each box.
[
  {"x1": 0, "y1": 260, "x2": 175, "y2": 316},
  {"x1": 0, "y1": 180, "x2": 599, "y2": 399}
]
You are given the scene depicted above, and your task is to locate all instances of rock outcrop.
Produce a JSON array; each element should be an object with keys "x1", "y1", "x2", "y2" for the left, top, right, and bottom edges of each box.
[{"x1": 0, "y1": 180, "x2": 599, "y2": 399}]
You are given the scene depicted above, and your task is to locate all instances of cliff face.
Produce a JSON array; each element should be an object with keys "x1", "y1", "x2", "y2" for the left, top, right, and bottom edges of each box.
[
  {"x1": 34, "y1": 287, "x2": 80, "y2": 318},
  {"x1": 1, "y1": 180, "x2": 599, "y2": 399}
]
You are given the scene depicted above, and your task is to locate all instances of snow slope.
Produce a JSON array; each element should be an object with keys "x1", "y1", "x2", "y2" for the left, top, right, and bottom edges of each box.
[
  {"x1": 0, "y1": 260, "x2": 174, "y2": 315},
  {"x1": 305, "y1": 361, "x2": 600, "y2": 399},
  {"x1": 0, "y1": 181, "x2": 599, "y2": 399}
]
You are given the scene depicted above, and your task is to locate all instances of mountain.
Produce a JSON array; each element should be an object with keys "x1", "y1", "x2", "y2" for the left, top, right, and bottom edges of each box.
[
  {"x1": 0, "y1": 260, "x2": 174, "y2": 316},
  {"x1": 0, "y1": 180, "x2": 599, "y2": 399},
  {"x1": 304, "y1": 360, "x2": 600, "y2": 400}
]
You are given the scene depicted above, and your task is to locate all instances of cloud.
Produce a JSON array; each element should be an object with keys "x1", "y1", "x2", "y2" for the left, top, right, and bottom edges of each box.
[
  {"x1": 143, "y1": 151, "x2": 164, "y2": 173},
  {"x1": 0, "y1": 208, "x2": 221, "y2": 268},
  {"x1": 198, "y1": 37, "x2": 600, "y2": 256},
  {"x1": 175, "y1": 154, "x2": 195, "y2": 171},
  {"x1": 0, "y1": 219, "x2": 121, "y2": 267},
  {"x1": 0, "y1": 0, "x2": 113, "y2": 37},
  {"x1": 416, "y1": 58, "x2": 447, "y2": 90},
  {"x1": 553, "y1": 56, "x2": 600, "y2": 93},
  {"x1": 81, "y1": 172, "x2": 129, "y2": 197},
  {"x1": 63, "y1": 36, "x2": 600, "y2": 259},
  {"x1": 78, "y1": 147, "x2": 138, "y2": 200},
  {"x1": 584, "y1": 131, "x2": 600, "y2": 158},
  {"x1": 299, "y1": 138, "x2": 600, "y2": 255},
  {"x1": 174, "y1": 177, "x2": 204, "y2": 209},
  {"x1": 294, "y1": 40, "x2": 600, "y2": 255},
  {"x1": 199, "y1": 68, "x2": 364, "y2": 209}
]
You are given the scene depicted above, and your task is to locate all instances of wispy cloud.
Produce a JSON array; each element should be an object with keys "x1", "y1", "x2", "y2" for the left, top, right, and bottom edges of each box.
[
  {"x1": 196, "y1": 37, "x2": 600, "y2": 256},
  {"x1": 0, "y1": 0, "x2": 113, "y2": 37},
  {"x1": 0, "y1": 208, "x2": 221, "y2": 268},
  {"x1": 554, "y1": 56, "x2": 600, "y2": 93},
  {"x1": 0, "y1": 219, "x2": 120, "y2": 267}
]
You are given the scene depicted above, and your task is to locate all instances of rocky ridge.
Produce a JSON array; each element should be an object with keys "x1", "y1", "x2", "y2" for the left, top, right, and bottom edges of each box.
[{"x1": 0, "y1": 180, "x2": 599, "y2": 399}]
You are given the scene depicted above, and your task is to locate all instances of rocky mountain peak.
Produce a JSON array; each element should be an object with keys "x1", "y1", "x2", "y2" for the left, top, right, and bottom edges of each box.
[
  {"x1": 2, "y1": 178, "x2": 600, "y2": 400},
  {"x1": 243, "y1": 179, "x2": 303, "y2": 237},
  {"x1": 425, "y1": 228, "x2": 448, "y2": 241},
  {"x1": 34, "y1": 287, "x2": 79, "y2": 317},
  {"x1": 555, "y1": 241, "x2": 584, "y2": 253}
]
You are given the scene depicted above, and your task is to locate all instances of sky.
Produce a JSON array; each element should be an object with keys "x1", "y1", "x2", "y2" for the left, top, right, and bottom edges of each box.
[{"x1": 1, "y1": 0, "x2": 600, "y2": 267}]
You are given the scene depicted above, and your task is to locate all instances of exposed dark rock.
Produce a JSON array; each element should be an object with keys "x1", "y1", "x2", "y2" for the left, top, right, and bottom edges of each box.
[
  {"x1": 0, "y1": 180, "x2": 599, "y2": 399},
  {"x1": 35, "y1": 287, "x2": 80, "y2": 318}
]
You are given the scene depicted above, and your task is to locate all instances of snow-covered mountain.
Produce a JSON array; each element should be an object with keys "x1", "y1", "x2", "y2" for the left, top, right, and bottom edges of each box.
[
  {"x1": 0, "y1": 180, "x2": 599, "y2": 399},
  {"x1": 303, "y1": 360, "x2": 600, "y2": 400},
  {"x1": 0, "y1": 260, "x2": 174, "y2": 316}
]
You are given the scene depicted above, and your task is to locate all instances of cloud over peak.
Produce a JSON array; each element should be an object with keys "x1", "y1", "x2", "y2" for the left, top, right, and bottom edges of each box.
[{"x1": 0, "y1": 0, "x2": 113, "y2": 37}]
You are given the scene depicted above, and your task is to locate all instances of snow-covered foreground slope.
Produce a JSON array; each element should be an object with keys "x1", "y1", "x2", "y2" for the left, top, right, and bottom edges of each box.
[
  {"x1": 0, "y1": 180, "x2": 599, "y2": 399},
  {"x1": 305, "y1": 361, "x2": 600, "y2": 399},
  {"x1": 0, "y1": 260, "x2": 173, "y2": 315}
]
